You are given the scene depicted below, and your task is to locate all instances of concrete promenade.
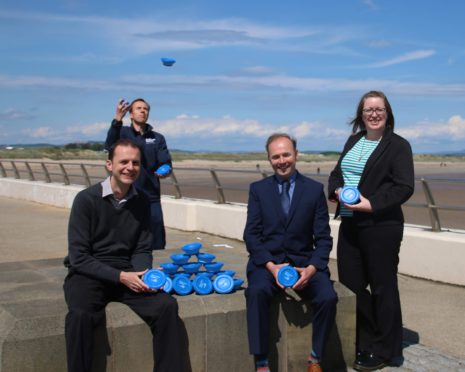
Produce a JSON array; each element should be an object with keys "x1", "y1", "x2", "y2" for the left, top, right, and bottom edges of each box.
[{"x1": 1, "y1": 196, "x2": 465, "y2": 371}]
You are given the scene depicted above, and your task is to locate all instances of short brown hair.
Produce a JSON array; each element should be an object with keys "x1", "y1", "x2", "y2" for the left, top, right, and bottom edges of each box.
[
  {"x1": 129, "y1": 98, "x2": 151, "y2": 113},
  {"x1": 265, "y1": 133, "x2": 297, "y2": 154},
  {"x1": 108, "y1": 139, "x2": 140, "y2": 160}
]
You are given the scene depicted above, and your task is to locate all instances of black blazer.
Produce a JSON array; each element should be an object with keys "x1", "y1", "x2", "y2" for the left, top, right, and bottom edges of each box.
[
  {"x1": 244, "y1": 172, "x2": 332, "y2": 270},
  {"x1": 328, "y1": 128, "x2": 414, "y2": 226}
]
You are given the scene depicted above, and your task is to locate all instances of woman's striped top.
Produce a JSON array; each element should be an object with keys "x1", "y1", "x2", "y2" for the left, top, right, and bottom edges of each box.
[{"x1": 340, "y1": 136, "x2": 380, "y2": 217}]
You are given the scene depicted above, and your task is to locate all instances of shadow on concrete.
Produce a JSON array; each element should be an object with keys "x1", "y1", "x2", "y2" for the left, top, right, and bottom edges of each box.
[
  {"x1": 90, "y1": 315, "x2": 192, "y2": 371},
  {"x1": 178, "y1": 317, "x2": 193, "y2": 372},
  {"x1": 402, "y1": 327, "x2": 420, "y2": 347},
  {"x1": 268, "y1": 289, "x2": 348, "y2": 372}
]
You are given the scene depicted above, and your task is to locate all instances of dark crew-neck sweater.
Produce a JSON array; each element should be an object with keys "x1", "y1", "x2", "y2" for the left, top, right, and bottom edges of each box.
[{"x1": 64, "y1": 183, "x2": 153, "y2": 284}]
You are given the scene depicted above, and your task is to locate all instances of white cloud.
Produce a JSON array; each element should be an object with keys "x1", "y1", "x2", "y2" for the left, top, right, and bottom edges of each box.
[
  {"x1": 398, "y1": 115, "x2": 465, "y2": 141},
  {"x1": 0, "y1": 10, "x2": 321, "y2": 54},
  {"x1": 362, "y1": 0, "x2": 377, "y2": 10},
  {"x1": 2, "y1": 73, "x2": 464, "y2": 97},
  {"x1": 18, "y1": 122, "x2": 110, "y2": 142},
  {"x1": 240, "y1": 66, "x2": 275, "y2": 75},
  {"x1": 0, "y1": 108, "x2": 35, "y2": 120},
  {"x1": 156, "y1": 115, "x2": 347, "y2": 140},
  {"x1": 367, "y1": 40, "x2": 392, "y2": 48},
  {"x1": 24, "y1": 127, "x2": 55, "y2": 138},
  {"x1": 66, "y1": 122, "x2": 109, "y2": 136},
  {"x1": 366, "y1": 49, "x2": 436, "y2": 68}
]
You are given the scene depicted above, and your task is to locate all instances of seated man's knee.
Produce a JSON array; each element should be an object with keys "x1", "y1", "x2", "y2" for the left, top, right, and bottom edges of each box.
[
  {"x1": 313, "y1": 287, "x2": 338, "y2": 310},
  {"x1": 66, "y1": 308, "x2": 105, "y2": 326},
  {"x1": 245, "y1": 281, "x2": 273, "y2": 300},
  {"x1": 154, "y1": 293, "x2": 179, "y2": 316}
]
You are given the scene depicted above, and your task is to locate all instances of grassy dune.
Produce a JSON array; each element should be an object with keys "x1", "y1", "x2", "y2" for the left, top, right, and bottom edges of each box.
[{"x1": 0, "y1": 147, "x2": 464, "y2": 163}]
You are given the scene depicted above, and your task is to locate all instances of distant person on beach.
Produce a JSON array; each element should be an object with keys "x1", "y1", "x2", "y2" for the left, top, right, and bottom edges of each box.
[
  {"x1": 328, "y1": 91, "x2": 414, "y2": 371},
  {"x1": 244, "y1": 133, "x2": 337, "y2": 372},
  {"x1": 105, "y1": 98, "x2": 172, "y2": 250},
  {"x1": 63, "y1": 139, "x2": 181, "y2": 372}
]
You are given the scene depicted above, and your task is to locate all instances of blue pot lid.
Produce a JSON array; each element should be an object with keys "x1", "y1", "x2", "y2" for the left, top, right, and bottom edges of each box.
[
  {"x1": 173, "y1": 275, "x2": 193, "y2": 296},
  {"x1": 213, "y1": 274, "x2": 234, "y2": 294},
  {"x1": 183, "y1": 262, "x2": 202, "y2": 273},
  {"x1": 340, "y1": 186, "x2": 360, "y2": 205},
  {"x1": 163, "y1": 276, "x2": 173, "y2": 293},
  {"x1": 155, "y1": 164, "x2": 171, "y2": 176},
  {"x1": 170, "y1": 253, "x2": 190, "y2": 265},
  {"x1": 193, "y1": 275, "x2": 213, "y2": 295},
  {"x1": 196, "y1": 271, "x2": 214, "y2": 278},
  {"x1": 233, "y1": 278, "x2": 244, "y2": 290},
  {"x1": 182, "y1": 242, "x2": 202, "y2": 255},
  {"x1": 197, "y1": 252, "x2": 216, "y2": 263},
  {"x1": 143, "y1": 269, "x2": 167, "y2": 290},
  {"x1": 161, "y1": 57, "x2": 176, "y2": 66},
  {"x1": 277, "y1": 266, "x2": 298, "y2": 288},
  {"x1": 160, "y1": 262, "x2": 179, "y2": 274},
  {"x1": 204, "y1": 262, "x2": 223, "y2": 272}
]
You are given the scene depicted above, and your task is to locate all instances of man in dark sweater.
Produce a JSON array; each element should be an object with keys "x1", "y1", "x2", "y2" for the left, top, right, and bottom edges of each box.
[
  {"x1": 63, "y1": 139, "x2": 181, "y2": 372},
  {"x1": 105, "y1": 98, "x2": 172, "y2": 250}
]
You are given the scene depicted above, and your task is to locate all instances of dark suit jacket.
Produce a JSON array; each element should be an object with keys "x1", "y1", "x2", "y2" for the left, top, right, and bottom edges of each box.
[
  {"x1": 328, "y1": 128, "x2": 414, "y2": 226},
  {"x1": 243, "y1": 172, "x2": 332, "y2": 271}
]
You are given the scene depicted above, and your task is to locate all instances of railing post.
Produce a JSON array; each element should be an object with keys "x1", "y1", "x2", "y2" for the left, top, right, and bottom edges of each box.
[
  {"x1": 41, "y1": 162, "x2": 52, "y2": 183},
  {"x1": 11, "y1": 161, "x2": 20, "y2": 179},
  {"x1": 59, "y1": 163, "x2": 70, "y2": 185},
  {"x1": 209, "y1": 169, "x2": 226, "y2": 204},
  {"x1": 169, "y1": 171, "x2": 182, "y2": 199},
  {"x1": 0, "y1": 161, "x2": 6, "y2": 177},
  {"x1": 256, "y1": 163, "x2": 268, "y2": 179},
  {"x1": 25, "y1": 162, "x2": 35, "y2": 181},
  {"x1": 421, "y1": 178, "x2": 441, "y2": 232},
  {"x1": 80, "y1": 164, "x2": 91, "y2": 187}
]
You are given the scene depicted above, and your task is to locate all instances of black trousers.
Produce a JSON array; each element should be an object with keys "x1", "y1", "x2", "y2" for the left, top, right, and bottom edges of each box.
[
  {"x1": 337, "y1": 219, "x2": 403, "y2": 360},
  {"x1": 64, "y1": 273, "x2": 181, "y2": 372},
  {"x1": 245, "y1": 261, "x2": 337, "y2": 358},
  {"x1": 150, "y1": 201, "x2": 166, "y2": 250}
]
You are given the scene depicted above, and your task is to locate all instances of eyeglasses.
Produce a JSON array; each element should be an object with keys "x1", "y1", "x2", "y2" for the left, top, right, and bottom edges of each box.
[{"x1": 362, "y1": 108, "x2": 386, "y2": 115}]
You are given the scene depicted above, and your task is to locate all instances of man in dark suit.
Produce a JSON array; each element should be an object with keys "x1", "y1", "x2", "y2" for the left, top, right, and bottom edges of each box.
[{"x1": 244, "y1": 133, "x2": 337, "y2": 372}]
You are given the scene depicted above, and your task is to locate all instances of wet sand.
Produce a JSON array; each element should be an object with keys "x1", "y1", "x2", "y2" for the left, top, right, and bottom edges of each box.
[{"x1": 167, "y1": 160, "x2": 465, "y2": 231}]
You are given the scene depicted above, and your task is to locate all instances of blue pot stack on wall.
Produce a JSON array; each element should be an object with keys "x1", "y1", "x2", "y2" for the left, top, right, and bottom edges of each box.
[{"x1": 150, "y1": 242, "x2": 244, "y2": 296}]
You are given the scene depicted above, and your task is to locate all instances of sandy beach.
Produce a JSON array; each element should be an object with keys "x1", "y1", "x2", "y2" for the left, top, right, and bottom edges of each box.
[
  {"x1": 2, "y1": 157, "x2": 464, "y2": 230},
  {"x1": 169, "y1": 159, "x2": 465, "y2": 231},
  {"x1": 173, "y1": 158, "x2": 465, "y2": 177}
]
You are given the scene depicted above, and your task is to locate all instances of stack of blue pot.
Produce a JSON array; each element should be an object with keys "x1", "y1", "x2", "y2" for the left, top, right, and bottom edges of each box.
[{"x1": 144, "y1": 242, "x2": 244, "y2": 296}]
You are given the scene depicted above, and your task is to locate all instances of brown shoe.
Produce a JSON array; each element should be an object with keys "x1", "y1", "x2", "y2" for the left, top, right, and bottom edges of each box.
[{"x1": 307, "y1": 363, "x2": 322, "y2": 372}]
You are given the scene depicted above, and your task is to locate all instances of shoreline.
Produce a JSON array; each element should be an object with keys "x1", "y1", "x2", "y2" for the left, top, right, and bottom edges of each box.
[
  {"x1": 1, "y1": 157, "x2": 463, "y2": 177},
  {"x1": 173, "y1": 159, "x2": 465, "y2": 177}
]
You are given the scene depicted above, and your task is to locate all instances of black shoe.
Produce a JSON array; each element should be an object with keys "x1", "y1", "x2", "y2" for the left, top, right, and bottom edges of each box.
[
  {"x1": 354, "y1": 350, "x2": 370, "y2": 365},
  {"x1": 353, "y1": 353, "x2": 387, "y2": 371}
]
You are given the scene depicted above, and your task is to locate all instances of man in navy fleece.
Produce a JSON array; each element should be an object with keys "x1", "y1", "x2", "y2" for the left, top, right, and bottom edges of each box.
[
  {"x1": 63, "y1": 139, "x2": 181, "y2": 372},
  {"x1": 105, "y1": 98, "x2": 172, "y2": 250}
]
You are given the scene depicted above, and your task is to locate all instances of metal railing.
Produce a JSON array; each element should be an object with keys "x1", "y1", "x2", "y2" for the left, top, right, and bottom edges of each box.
[{"x1": 1, "y1": 159, "x2": 464, "y2": 232}]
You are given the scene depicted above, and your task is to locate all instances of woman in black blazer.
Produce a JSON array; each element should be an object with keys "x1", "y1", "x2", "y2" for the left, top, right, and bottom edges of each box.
[{"x1": 328, "y1": 91, "x2": 414, "y2": 371}]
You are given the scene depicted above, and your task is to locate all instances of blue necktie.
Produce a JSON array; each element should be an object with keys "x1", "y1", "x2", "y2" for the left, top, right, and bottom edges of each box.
[{"x1": 281, "y1": 180, "x2": 291, "y2": 216}]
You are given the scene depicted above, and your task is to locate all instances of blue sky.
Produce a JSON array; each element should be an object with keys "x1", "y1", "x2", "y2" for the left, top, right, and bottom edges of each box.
[{"x1": 1, "y1": 0, "x2": 465, "y2": 153}]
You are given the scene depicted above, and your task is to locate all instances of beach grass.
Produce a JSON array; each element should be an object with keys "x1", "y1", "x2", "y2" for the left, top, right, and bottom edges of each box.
[{"x1": 0, "y1": 147, "x2": 464, "y2": 163}]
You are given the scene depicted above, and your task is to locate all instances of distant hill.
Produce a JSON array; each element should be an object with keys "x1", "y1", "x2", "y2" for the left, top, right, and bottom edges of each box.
[
  {"x1": 1, "y1": 142, "x2": 465, "y2": 158},
  {"x1": 1, "y1": 143, "x2": 58, "y2": 148}
]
